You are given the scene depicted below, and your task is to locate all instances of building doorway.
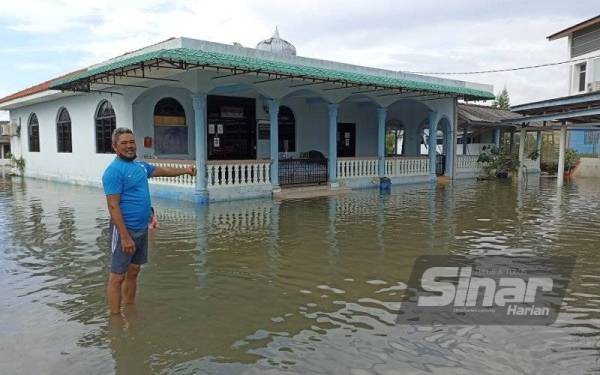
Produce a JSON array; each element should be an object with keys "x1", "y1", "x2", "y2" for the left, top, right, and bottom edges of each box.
[
  {"x1": 207, "y1": 95, "x2": 256, "y2": 160},
  {"x1": 337, "y1": 123, "x2": 356, "y2": 157}
]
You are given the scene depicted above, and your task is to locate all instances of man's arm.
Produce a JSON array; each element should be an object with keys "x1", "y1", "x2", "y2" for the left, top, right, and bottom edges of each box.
[
  {"x1": 150, "y1": 165, "x2": 197, "y2": 178},
  {"x1": 106, "y1": 194, "x2": 135, "y2": 255}
]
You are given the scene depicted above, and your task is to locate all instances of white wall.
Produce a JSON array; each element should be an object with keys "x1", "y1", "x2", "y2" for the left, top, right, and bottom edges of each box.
[
  {"x1": 386, "y1": 99, "x2": 433, "y2": 156},
  {"x1": 9, "y1": 92, "x2": 133, "y2": 185},
  {"x1": 568, "y1": 48, "x2": 600, "y2": 95},
  {"x1": 132, "y1": 86, "x2": 196, "y2": 160}
]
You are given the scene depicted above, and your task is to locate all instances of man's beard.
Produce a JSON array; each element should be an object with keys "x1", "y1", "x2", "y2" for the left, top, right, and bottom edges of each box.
[{"x1": 118, "y1": 153, "x2": 137, "y2": 161}]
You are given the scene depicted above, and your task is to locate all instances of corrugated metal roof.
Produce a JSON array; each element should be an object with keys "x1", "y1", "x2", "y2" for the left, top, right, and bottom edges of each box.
[
  {"x1": 458, "y1": 103, "x2": 522, "y2": 125},
  {"x1": 50, "y1": 48, "x2": 495, "y2": 100}
]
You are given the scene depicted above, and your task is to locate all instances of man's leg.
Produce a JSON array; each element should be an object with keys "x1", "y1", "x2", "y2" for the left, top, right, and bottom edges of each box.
[
  {"x1": 122, "y1": 264, "x2": 141, "y2": 305},
  {"x1": 107, "y1": 272, "x2": 125, "y2": 315},
  {"x1": 108, "y1": 223, "x2": 131, "y2": 314}
]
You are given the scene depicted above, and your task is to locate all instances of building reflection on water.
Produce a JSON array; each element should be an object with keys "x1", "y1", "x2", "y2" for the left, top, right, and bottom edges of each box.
[{"x1": 2, "y1": 175, "x2": 600, "y2": 374}]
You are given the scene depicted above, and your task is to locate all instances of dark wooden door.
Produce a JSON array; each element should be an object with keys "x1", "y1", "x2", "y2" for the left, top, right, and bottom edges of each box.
[{"x1": 337, "y1": 123, "x2": 356, "y2": 157}]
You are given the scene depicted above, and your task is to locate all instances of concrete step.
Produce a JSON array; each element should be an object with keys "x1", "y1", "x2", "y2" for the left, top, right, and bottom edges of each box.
[{"x1": 274, "y1": 184, "x2": 351, "y2": 200}]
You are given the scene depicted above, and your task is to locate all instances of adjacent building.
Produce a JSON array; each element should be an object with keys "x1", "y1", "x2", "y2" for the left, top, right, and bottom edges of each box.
[
  {"x1": 0, "y1": 120, "x2": 11, "y2": 165},
  {"x1": 547, "y1": 15, "x2": 600, "y2": 156}
]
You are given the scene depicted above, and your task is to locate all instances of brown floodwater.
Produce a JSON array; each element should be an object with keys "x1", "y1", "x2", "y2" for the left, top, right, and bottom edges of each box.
[{"x1": 1, "y1": 170, "x2": 600, "y2": 374}]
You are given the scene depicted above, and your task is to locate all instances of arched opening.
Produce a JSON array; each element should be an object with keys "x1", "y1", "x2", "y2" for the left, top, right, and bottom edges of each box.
[
  {"x1": 419, "y1": 121, "x2": 430, "y2": 156},
  {"x1": 95, "y1": 100, "x2": 116, "y2": 153},
  {"x1": 278, "y1": 105, "x2": 295, "y2": 153},
  {"x1": 386, "y1": 119, "x2": 405, "y2": 156},
  {"x1": 154, "y1": 97, "x2": 187, "y2": 156},
  {"x1": 436, "y1": 117, "x2": 452, "y2": 176},
  {"x1": 28, "y1": 113, "x2": 40, "y2": 152},
  {"x1": 56, "y1": 108, "x2": 72, "y2": 153}
]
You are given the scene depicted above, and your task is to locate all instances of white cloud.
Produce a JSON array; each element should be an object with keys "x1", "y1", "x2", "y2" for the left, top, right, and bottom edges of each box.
[{"x1": 0, "y1": 0, "x2": 595, "y2": 106}]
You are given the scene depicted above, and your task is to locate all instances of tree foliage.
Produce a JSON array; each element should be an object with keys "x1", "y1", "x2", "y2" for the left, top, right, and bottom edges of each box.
[{"x1": 492, "y1": 87, "x2": 510, "y2": 110}]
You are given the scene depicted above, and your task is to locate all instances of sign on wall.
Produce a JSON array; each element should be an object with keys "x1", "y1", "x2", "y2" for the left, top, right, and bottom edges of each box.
[{"x1": 257, "y1": 120, "x2": 270, "y2": 140}]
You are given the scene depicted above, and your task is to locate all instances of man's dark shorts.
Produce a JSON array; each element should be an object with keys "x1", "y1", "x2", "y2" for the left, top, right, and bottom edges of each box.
[{"x1": 110, "y1": 224, "x2": 148, "y2": 274}]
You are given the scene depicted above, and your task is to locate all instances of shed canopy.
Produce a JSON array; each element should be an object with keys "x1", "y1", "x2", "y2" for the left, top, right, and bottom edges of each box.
[
  {"x1": 505, "y1": 92, "x2": 600, "y2": 128},
  {"x1": 458, "y1": 103, "x2": 522, "y2": 128}
]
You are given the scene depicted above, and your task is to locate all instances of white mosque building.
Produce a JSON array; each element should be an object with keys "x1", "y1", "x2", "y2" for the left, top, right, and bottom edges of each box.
[{"x1": 0, "y1": 29, "x2": 497, "y2": 202}]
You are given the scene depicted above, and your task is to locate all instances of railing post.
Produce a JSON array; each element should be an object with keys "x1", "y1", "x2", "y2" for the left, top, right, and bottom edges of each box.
[
  {"x1": 269, "y1": 99, "x2": 280, "y2": 189},
  {"x1": 192, "y1": 93, "x2": 208, "y2": 193},
  {"x1": 377, "y1": 107, "x2": 386, "y2": 177},
  {"x1": 328, "y1": 103, "x2": 338, "y2": 185}
]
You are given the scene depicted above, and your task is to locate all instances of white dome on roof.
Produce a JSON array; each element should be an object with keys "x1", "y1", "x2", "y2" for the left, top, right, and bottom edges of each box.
[{"x1": 256, "y1": 27, "x2": 297, "y2": 56}]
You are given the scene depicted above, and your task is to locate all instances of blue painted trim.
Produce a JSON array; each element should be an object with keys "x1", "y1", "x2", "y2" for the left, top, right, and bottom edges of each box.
[
  {"x1": 377, "y1": 107, "x2": 386, "y2": 176},
  {"x1": 192, "y1": 93, "x2": 207, "y2": 192},
  {"x1": 328, "y1": 103, "x2": 338, "y2": 183},
  {"x1": 428, "y1": 111, "x2": 438, "y2": 177},
  {"x1": 269, "y1": 99, "x2": 280, "y2": 187},
  {"x1": 150, "y1": 184, "x2": 209, "y2": 204}
]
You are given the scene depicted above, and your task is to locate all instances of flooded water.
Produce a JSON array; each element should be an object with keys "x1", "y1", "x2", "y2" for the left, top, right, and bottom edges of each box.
[{"x1": 1, "y1": 170, "x2": 600, "y2": 375}]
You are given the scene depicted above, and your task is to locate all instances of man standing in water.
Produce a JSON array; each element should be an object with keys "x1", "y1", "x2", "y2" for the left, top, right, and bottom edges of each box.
[{"x1": 102, "y1": 127, "x2": 196, "y2": 315}]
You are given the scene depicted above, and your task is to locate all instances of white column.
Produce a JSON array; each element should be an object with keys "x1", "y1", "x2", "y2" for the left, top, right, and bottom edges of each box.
[
  {"x1": 557, "y1": 124, "x2": 567, "y2": 187},
  {"x1": 494, "y1": 127, "x2": 501, "y2": 148},
  {"x1": 536, "y1": 130, "x2": 542, "y2": 171},
  {"x1": 518, "y1": 126, "x2": 526, "y2": 177},
  {"x1": 462, "y1": 125, "x2": 468, "y2": 155}
]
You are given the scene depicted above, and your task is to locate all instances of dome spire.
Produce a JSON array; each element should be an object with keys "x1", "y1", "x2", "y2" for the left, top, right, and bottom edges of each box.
[{"x1": 256, "y1": 27, "x2": 297, "y2": 56}]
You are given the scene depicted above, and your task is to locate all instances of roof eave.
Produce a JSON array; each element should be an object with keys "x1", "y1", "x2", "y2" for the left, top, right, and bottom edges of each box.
[
  {"x1": 547, "y1": 14, "x2": 600, "y2": 41},
  {"x1": 49, "y1": 48, "x2": 495, "y2": 101}
]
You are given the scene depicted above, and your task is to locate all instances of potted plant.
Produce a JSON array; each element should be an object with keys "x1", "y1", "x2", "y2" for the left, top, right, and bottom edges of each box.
[
  {"x1": 9, "y1": 154, "x2": 25, "y2": 176},
  {"x1": 564, "y1": 149, "x2": 580, "y2": 177},
  {"x1": 477, "y1": 146, "x2": 520, "y2": 179}
]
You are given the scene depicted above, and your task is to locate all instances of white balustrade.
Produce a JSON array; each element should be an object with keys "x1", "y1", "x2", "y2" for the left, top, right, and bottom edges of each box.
[
  {"x1": 523, "y1": 158, "x2": 538, "y2": 171},
  {"x1": 456, "y1": 155, "x2": 482, "y2": 172},
  {"x1": 384, "y1": 157, "x2": 430, "y2": 177},
  {"x1": 146, "y1": 159, "x2": 196, "y2": 187},
  {"x1": 207, "y1": 160, "x2": 271, "y2": 188},
  {"x1": 337, "y1": 158, "x2": 379, "y2": 179}
]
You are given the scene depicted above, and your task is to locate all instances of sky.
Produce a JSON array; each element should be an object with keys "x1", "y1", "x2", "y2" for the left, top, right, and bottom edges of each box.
[{"x1": 0, "y1": 0, "x2": 597, "y2": 120}]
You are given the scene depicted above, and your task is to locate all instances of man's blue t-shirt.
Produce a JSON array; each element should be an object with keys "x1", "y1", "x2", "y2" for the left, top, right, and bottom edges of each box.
[{"x1": 102, "y1": 158, "x2": 156, "y2": 231}]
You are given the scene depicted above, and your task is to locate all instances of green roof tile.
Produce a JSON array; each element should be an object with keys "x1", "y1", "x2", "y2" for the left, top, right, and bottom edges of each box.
[{"x1": 50, "y1": 48, "x2": 494, "y2": 100}]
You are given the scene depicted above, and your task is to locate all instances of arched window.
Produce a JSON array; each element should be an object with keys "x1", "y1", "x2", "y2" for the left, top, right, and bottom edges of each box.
[
  {"x1": 56, "y1": 108, "x2": 72, "y2": 153},
  {"x1": 278, "y1": 106, "x2": 295, "y2": 152},
  {"x1": 386, "y1": 120, "x2": 404, "y2": 156},
  {"x1": 96, "y1": 100, "x2": 116, "y2": 153},
  {"x1": 419, "y1": 124, "x2": 445, "y2": 155},
  {"x1": 154, "y1": 97, "x2": 187, "y2": 155},
  {"x1": 28, "y1": 113, "x2": 40, "y2": 152}
]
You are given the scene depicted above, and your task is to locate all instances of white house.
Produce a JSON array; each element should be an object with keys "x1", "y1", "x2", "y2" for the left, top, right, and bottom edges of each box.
[
  {"x1": 0, "y1": 30, "x2": 495, "y2": 203},
  {"x1": 547, "y1": 15, "x2": 600, "y2": 155}
]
